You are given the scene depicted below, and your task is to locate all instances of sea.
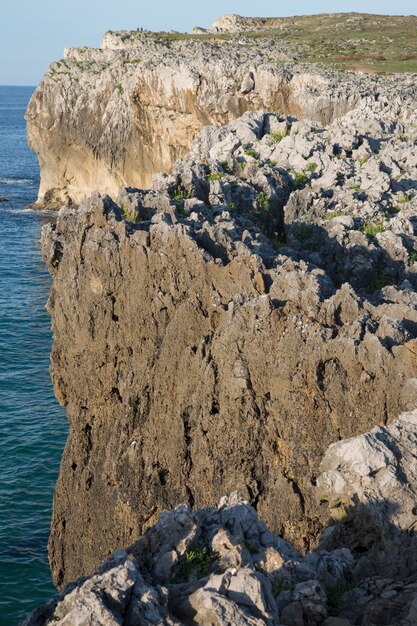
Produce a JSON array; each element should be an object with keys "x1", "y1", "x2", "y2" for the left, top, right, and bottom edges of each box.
[{"x1": 0, "y1": 86, "x2": 68, "y2": 624}]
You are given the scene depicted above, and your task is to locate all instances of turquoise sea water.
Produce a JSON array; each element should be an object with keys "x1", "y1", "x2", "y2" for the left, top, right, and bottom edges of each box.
[{"x1": 0, "y1": 86, "x2": 67, "y2": 625}]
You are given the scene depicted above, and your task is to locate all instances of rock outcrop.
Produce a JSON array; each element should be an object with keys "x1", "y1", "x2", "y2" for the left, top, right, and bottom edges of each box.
[
  {"x1": 207, "y1": 14, "x2": 287, "y2": 33},
  {"x1": 26, "y1": 20, "x2": 417, "y2": 208},
  {"x1": 40, "y1": 102, "x2": 417, "y2": 592},
  {"x1": 22, "y1": 410, "x2": 417, "y2": 625}
]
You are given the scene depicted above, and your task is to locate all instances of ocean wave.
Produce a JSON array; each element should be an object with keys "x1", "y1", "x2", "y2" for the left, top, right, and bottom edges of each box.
[{"x1": 0, "y1": 177, "x2": 36, "y2": 186}]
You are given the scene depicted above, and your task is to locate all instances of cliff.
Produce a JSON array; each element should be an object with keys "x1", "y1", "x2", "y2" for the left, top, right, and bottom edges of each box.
[
  {"x1": 27, "y1": 20, "x2": 417, "y2": 209},
  {"x1": 23, "y1": 412, "x2": 417, "y2": 625},
  {"x1": 40, "y1": 98, "x2": 417, "y2": 592}
]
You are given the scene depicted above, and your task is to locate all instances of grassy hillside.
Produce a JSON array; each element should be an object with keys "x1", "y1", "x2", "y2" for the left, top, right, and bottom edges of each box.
[
  {"x1": 282, "y1": 12, "x2": 417, "y2": 73},
  {"x1": 150, "y1": 13, "x2": 417, "y2": 74}
]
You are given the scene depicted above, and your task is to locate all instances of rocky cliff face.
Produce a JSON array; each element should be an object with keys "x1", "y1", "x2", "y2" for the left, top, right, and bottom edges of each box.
[
  {"x1": 23, "y1": 413, "x2": 417, "y2": 625},
  {"x1": 27, "y1": 23, "x2": 410, "y2": 209},
  {"x1": 41, "y1": 98, "x2": 417, "y2": 592}
]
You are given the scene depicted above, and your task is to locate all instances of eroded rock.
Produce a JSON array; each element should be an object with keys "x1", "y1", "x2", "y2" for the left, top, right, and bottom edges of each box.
[{"x1": 41, "y1": 115, "x2": 417, "y2": 587}]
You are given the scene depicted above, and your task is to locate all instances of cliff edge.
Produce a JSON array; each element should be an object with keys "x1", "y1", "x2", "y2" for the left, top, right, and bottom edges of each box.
[
  {"x1": 27, "y1": 23, "x2": 407, "y2": 209},
  {"x1": 41, "y1": 102, "x2": 417, "y2": 589}
]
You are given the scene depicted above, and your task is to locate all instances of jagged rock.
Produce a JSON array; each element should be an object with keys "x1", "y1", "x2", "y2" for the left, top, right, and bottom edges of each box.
[
  {"x1": 20, "y1": 494, "x2": 349, "y2": 625},
  {"x1": 22, "y1": 476, "x2": 417, "y2": 624},
  {"x1": 26, "y1": 22, "x2": 417, "y2": 208},
  {"x1": 317, "y1": 410, "x2": 417, "y2": 533},
  {"x1": 41, "y1": 118, "x2": 417, "y2": 588}
]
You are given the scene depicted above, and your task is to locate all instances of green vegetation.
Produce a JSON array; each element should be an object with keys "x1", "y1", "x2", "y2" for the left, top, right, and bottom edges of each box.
[
  {"x1": 327, "y1": 581, "x2": 357, "y2": 611},
  {"x1": 220, "y1": 161, "x2": 232, "y2": 174},
  {"x1": 258, "y1": 191, "x2": 270, "y2": 212},
  {"x1": 272, "y1": 578, "x2": 296, "y2": 597},
  {"x1": 171, "y1": 185, "x2": 190, "y2": 214},
  {"x1": 397, "y1": 191, "x2": 414, "y2": 204},
  {"x1": 116, "y1": 83, "x2": 124, "y2": 96},
  {"x1": 207, "y1": 171, "x2": 225, "y2": 182},
  {"x1": 409, "y1": 250, "x2": 417, "y2": 263},
  {"x1": 173, "y1": 543, "x2": 217, "y2": 583},
  {"x1": 361, "y1": 221, "x2": 384, "y2": 239},
  {"x1": 245, "y1": 148, "x2": 260, "y2": 159},
  {"x1": 279, "y1": 13, "x2": 417, "y2": 74},
  {"x1": 350, "y1": 183, "x2": 361, "y2": 192},
  {"x1": 306, "y1": 161, "x2": 318, "y2": 173},
  {"x1": 269, "y1": 130, "x2": 288, "y2": 143},
  {"x1": 141, "y1": 13, "x2": 417, "y2": 76},
  {"x1": 326, "y1": 210, "x2": 344, "y2": 220},
  {"x1": 121, "y1": 205, "x2": 139, "y2": 223},
  {"x1": 292, "y1": 171, "x2": 308, "y2": 190}
]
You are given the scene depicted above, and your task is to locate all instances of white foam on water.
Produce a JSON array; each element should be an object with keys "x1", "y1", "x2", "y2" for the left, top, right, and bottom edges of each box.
[{"x1": 0, "y1": 177, "x2": 36, "y2": 186}]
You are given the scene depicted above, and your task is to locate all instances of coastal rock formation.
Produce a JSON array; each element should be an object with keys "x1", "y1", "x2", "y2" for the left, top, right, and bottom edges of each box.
[
  {"x1": 207, "y1": 14, "x2": 287, "y2": 33},
  {"x1": 27, "y1": 21, "x2": 417, "y2": 209},
  {"x1": 40, "y1": 105, "x2": 417, "y2": 591},
  {"x1": 23, "y1": 410, "x2": 417, "y2": 626}
]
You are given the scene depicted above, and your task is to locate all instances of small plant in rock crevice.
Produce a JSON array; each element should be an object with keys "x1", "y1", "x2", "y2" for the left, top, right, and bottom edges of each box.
[
  {"x1": 121, "y1": 205, "x2": 139, "y2": 223},
  {"x1": 207, "y1": 171, "x2": 225, "y2": 182},
  {"x1": 291, "y1": 171, "x2": 308, "y2": 190},
  {"x1": 220, "y1": 161, "x2": 232, "y2": 174},
  {"x1": 272, "y1": 578, "x2": 296, "y2": 597},
  {"x1": 326, "y1": 210, "x2": 344, "y2": 220},
  {"x1": 258, "y1": 191, "x2": 270, "y2": 212},
  {"x1": 171, "y1": 185, "x2": 190, "y2": 204},
  {"x1": 326, "y1": 581, "x2": 357, "y2": 612},
  {"x1": 171, "y1": 185, "x2": 191, "y2": 215},
  {"x1": 397, "y1": 191, "x2": 414, "y2": 204},
  {"x1": 269, "y1": 129, "x2": 287, "y2": 143},
  {"x1": 173, "y1": 543, "x2": 217, "y2": 583},
  {"x1": 361, "y1": 222, "x2": 384, "y2": 240},
  {"x1": 245, "y1": 148, "x2": 259, "y2": 159}
]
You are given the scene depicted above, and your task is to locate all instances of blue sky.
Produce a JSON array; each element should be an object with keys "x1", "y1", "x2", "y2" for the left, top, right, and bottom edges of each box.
[{"x1": 2, "y1": 1, "x2": 416, "y2": 85}]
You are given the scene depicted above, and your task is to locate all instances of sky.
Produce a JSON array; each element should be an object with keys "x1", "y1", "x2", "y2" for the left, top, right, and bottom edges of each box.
[{"x1": 1, "y1": 1, "x2": 416, "y2": 85}]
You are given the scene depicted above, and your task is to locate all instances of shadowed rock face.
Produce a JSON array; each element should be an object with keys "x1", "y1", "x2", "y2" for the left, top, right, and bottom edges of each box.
[
  {"x1": 23, "y1": 419, "x2": 417, "y2": 626},
  {"x1": 41, "y1": 109, "x2": 417, "y2": 587}
]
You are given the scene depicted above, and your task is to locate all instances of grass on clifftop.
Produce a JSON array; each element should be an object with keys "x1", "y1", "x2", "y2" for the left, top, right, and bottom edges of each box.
[{"x1": 142, "y1": 13, "x2": 417, "y2": 74}]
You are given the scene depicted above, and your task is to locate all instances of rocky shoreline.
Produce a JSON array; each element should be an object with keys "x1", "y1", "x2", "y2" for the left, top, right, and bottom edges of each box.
[{"x1": 22, "y1": 13, "x2": 417, "y2": 626}]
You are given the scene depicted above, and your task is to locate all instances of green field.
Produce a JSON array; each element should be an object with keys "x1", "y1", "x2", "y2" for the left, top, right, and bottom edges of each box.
[{"x1": 146, "y1": 13, "x2": 417, "y2": 74}]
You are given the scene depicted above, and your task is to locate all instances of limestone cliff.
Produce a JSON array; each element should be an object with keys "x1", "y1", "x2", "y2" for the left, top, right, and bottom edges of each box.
[
  {"x1": 27, "y1": 27, "x2": 390, "y2": 209},
  {"x1": 41, "y1": 99, "x2": 417, "y2": 591}
]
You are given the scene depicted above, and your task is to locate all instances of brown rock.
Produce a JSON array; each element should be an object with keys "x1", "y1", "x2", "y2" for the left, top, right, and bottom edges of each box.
[{"x1": 41, "y1": 193, "x2": 417, "y2": 589}]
